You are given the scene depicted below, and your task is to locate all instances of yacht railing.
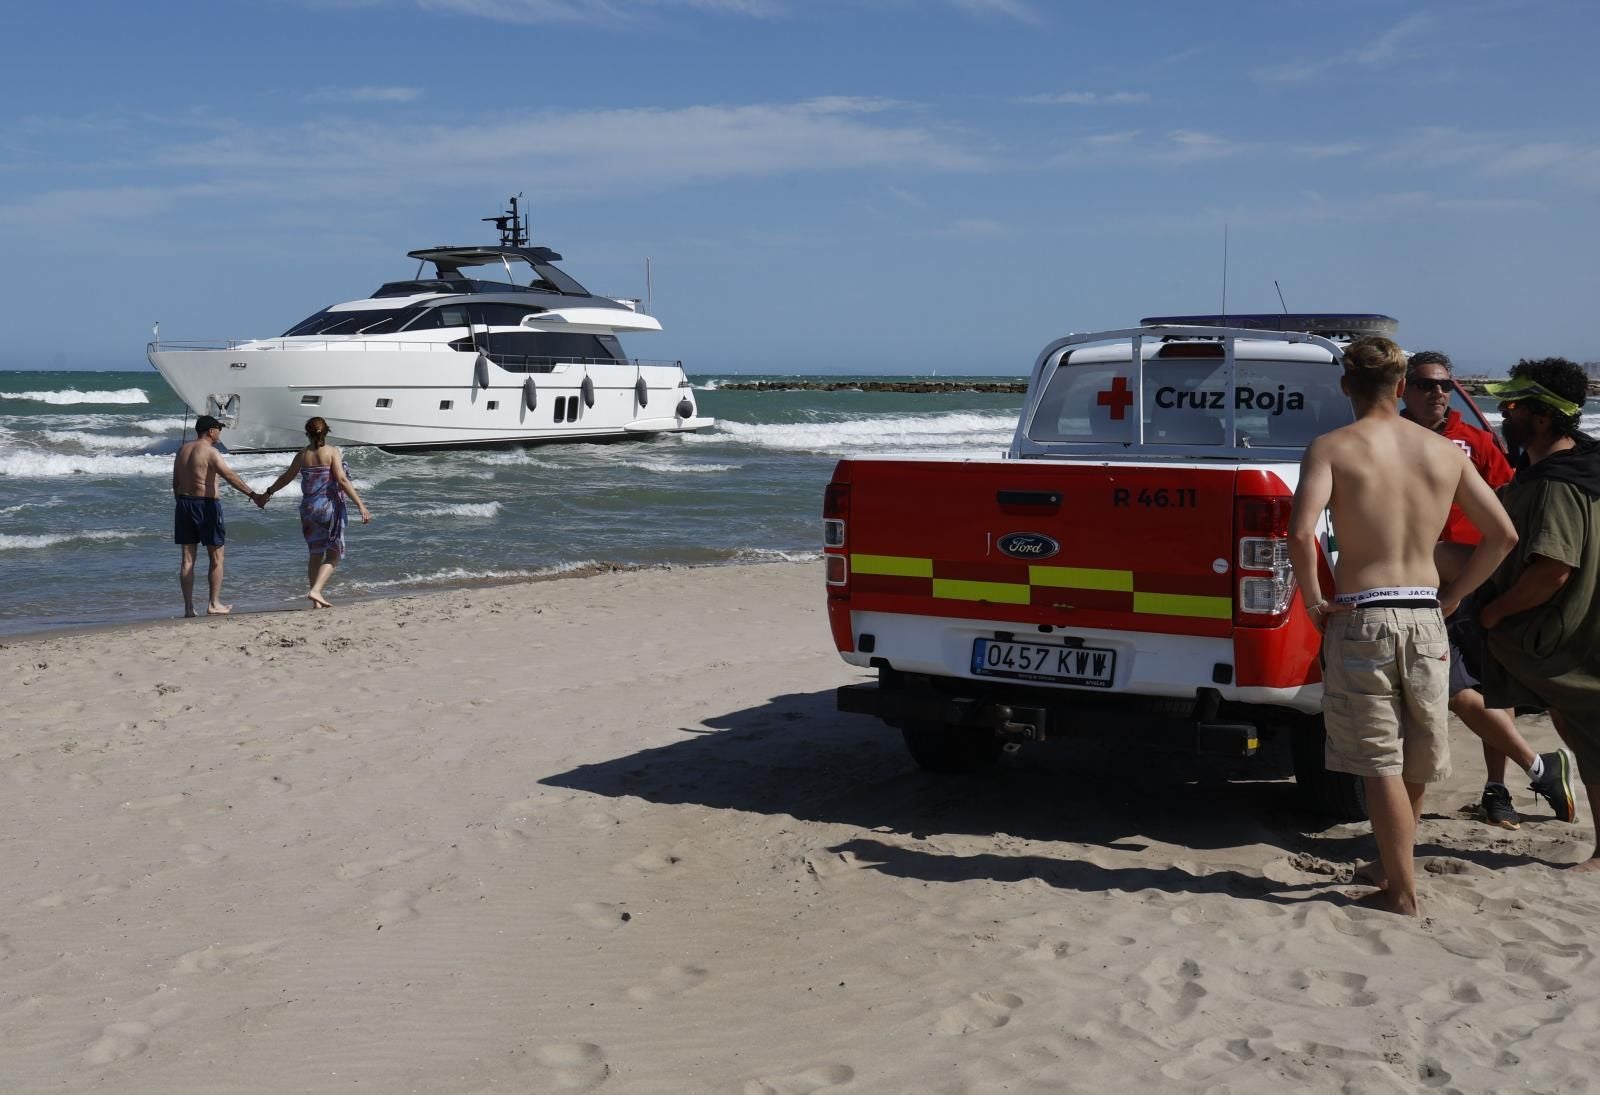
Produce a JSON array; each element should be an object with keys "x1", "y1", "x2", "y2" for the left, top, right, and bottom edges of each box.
[{"x1": 149, "y1": 339, "x2": 682, "y2": 370}]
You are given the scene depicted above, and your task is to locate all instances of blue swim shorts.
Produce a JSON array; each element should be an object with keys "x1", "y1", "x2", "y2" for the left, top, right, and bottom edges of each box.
[{"x1": 174, "y1": 496, "x2": 225, "y2": 547}]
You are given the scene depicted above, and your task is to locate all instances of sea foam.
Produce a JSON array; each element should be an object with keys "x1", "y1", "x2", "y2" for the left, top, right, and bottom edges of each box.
[{"x1": 3, "y1": 388, "x2": 150, "y2": 405}]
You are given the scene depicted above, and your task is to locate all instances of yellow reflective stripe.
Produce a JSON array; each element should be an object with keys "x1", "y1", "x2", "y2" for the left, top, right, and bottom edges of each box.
[
  {"x1": 852, "y1": 554, "x2": 933, "y2": 578},
  {"x1": 933, "y1": 578, "x2": 1032, "y2": 605},
  {"x1": 1133, "y1": 592, "x2": 1232, "y2": 620},
  {"x1": 1029, "y1": 565, "x2": 1134, "y2": 592}
]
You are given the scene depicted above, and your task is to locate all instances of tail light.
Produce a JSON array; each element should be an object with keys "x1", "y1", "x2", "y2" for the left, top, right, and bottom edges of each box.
[
  {"x1": 823, "y1": 481, "x2": 849, "y2": 588},
  {"x1": 1234, "y1": 495, "x2": 1295, "y2": 627}
]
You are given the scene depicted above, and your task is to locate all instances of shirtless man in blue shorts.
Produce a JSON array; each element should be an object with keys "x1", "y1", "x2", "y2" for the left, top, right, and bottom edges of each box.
[
  {"x1": 1289, "y1": 337, "x2": 1518, "y2": 915},
  {"x1": 172, "y1": 415, "x2": 260, "y2": 616}
]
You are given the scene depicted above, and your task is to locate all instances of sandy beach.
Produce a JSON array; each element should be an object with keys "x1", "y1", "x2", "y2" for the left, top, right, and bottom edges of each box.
[{"x1": 3, "y1": 560, "x2": 1597, "y2": 1093}]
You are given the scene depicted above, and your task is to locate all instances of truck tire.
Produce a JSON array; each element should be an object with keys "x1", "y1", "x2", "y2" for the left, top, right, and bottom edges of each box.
[
  {"x1": 901, "y1": 721, "x2": 1004, "y2": 775},
  {"x1": 1290, "y1": 716, "x2": 1367, "y2": 820}
]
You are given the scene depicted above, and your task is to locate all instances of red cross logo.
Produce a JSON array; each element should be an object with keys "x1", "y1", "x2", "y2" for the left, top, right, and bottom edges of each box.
[{"x1": 1096, "y1": 376, "x2": 1133, "y2": 420}]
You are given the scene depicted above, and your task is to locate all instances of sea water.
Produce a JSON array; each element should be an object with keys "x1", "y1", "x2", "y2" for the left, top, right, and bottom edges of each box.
[{"x1": 0, "y1": 370, "x2": 1025, "y2": 636}]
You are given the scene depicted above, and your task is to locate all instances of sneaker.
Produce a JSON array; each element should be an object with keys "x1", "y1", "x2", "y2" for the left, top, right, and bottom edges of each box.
[
  {"x1": 1531, "y1": 750, "x2": 1578, "y2": 823},
  {"x1": 1480, "y1": 784, "x2": 1521, "y2": 830}
]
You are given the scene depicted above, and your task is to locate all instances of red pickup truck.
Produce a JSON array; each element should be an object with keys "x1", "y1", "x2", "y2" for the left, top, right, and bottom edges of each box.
[{"x1": 824, "y1": 315, "x2": 1496, "y2": 818}]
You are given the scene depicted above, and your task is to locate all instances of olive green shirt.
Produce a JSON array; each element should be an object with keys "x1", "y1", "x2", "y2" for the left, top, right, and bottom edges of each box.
[{"x1": 1481, "y1": 477, "x2": 1600, "y2": 714}]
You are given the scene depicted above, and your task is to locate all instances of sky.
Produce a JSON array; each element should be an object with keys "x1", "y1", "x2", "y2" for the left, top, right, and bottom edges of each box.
[{"x1": 2, "y1": 0, "x2": 1597, "y2": 375}]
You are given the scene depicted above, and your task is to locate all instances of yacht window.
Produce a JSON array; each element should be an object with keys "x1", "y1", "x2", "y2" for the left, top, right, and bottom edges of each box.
[
  {"x1": 554, "y1": 396, "x2": 568, "y2": 422},
  {"x1": 566, "y1": 398, "x2": 578, "y2": 423},
  {"x1": 439, "y1": 400, "x2": 453, "y2": 411},
  {"x1": 376, "y1": 398, "x2": 392, "y2": 408},
  {"x1": 487, "y1": 400, "x2": 499, "y2": 411},
  {"x1": 282, "y1": 308, "x2": 417, "y2": 337},
  {"x1": 408, "y1": 306, "x2": 472, "y2": 330},
  {"x1": 300, "y1": 395, "x2": 321, "y2": 405}
]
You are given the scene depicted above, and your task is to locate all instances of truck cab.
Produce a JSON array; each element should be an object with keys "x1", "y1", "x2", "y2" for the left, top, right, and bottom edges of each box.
[{"x1": 823, "y1": 315, "x2": 1492, "y2": 818}]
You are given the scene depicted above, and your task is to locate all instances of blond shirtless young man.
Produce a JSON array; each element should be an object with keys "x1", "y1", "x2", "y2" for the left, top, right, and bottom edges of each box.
[
  {"x1": 1288, "y1": 337, "x2": 1517, "y2": 916},
  {"x1": 171, "y1": 415, "x2": 261, "y2": 617}
]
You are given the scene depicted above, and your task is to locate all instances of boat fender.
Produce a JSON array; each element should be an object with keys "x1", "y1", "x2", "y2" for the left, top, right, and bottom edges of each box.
[
  {"x1": 676, "y1": 398, "x2": 694, "y2": 420},
  {"x1": 474, "y1": 352, "x2": 490, "y2": 391},
  {"x1": 523, "y1": 375, "x2": 537, "y2": 411},
  {"x1": 581, "y1": 373, "x2": 595, "y2": 408},
  {"x1": 634, "y1": 375, "x2": 649, "y2": 408}
]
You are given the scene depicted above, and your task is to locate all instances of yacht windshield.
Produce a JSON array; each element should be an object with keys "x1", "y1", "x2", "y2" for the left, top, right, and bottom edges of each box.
[{"x1": 282, "y1": 306, "x2": 425, "y2": 337}]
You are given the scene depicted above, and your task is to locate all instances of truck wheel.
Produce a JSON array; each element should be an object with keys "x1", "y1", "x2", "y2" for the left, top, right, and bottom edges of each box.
[
  {"x1": 901, "y1": 721, "x2": 1004, "y2": 775},
  {"x1": 1290, "y1": 717, "x2": 1367, "y2": 820}
]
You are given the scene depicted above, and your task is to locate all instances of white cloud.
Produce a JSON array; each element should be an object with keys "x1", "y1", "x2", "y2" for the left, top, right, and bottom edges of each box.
[
  {"x1": 1354, "y1": 12, "x2": 1430, "y2": 66},
  {"x1": 946, "y1": 0, "x2": 1040, "y2": 22},
  {"x1": 1016, "y1": 91, "x2": 1149, "y2": 106},
  {"x1": 0, "y1": 99, "x2": 993, "y2": 233},
  {"x1": 938, "y1": 217, "x2": 1009, "y2": 239},
  {"x1": 414, "y1": 0, "x2": 783, "y2": 22},
  {"x1": 306, "y1": 86, "x2": 424, "y2": 103}
]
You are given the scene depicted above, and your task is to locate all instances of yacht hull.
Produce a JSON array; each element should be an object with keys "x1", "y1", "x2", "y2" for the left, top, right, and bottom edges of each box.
[{"x1": 147, "y1": 345, "x2": 712, "y2": 452}]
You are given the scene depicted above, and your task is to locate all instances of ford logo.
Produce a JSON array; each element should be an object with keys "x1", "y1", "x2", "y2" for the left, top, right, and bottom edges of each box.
[{"x1": 998, "y1": 532, "x2": 1060, "y2": 560}]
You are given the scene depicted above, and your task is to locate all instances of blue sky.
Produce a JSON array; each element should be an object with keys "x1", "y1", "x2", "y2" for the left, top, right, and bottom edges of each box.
[{"x1": 2, "y1": 0, "x2": 1596, "y2": 374}]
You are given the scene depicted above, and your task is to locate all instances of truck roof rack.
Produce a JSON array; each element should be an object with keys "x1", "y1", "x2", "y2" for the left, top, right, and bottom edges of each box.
[{"x1": 1137, "y1": 313, "x2": 1397, "y2": 339}]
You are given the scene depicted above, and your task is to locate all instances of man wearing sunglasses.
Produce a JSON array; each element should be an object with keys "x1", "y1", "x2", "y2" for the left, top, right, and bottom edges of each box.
[
  {"x1": 1402, "y1": 352, "x2": 1573, "y2": 830},
  {"x1": 1475, "y1": 358, "x2": 1600, "y2": 870}
]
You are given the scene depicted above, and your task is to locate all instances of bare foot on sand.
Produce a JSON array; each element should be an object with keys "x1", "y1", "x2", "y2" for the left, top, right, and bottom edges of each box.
[
  {"x1": 307, "y1": 591, "x2": 332, "y2": 609},
  {"x1": 1352, "y1": 861, "x2": 1388, "y2": 889},
  {"x1": 1352, "y1": 887, "x2": 1419, "y2": 917},
  {"x1": 206, "y1": 603, "x2": 232, "y2": 615},
  {"x1": 1569, "y1": 858, "x2": 1600, "y2": 874}
]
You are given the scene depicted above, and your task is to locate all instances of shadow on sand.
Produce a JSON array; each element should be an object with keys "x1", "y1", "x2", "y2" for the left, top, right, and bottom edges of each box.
[{"x1": 542, "y1": 688, "x2": 1545, "y2": 901}]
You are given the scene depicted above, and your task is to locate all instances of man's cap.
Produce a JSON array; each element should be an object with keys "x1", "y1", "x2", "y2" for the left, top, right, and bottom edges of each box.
[
  {"x1": 194, "y1": 414, "x2": 225, "y2": 433},
  {"x1": 1481, "y1": 378, "x2": 1586, "y2": 417}
]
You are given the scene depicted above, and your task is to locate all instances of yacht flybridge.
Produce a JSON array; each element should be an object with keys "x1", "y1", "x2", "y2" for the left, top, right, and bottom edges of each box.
[{"x1": 147, "y1": 198, "x2": 713, "y2": 452}]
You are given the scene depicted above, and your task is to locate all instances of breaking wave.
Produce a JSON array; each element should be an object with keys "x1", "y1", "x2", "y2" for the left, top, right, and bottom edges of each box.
[
  {"x1": 3, "y1": 388, "x2": 150, "y2": 405},
  {"x1": 691, "y1": 411, "x2": 1016, "y2": 454}
]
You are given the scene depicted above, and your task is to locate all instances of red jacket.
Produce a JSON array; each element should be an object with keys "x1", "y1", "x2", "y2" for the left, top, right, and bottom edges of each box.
[{"x1": 1409, "y1": 409, "x2": 1512, "y2": 544}]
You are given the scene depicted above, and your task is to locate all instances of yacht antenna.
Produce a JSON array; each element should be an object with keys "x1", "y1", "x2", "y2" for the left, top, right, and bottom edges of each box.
[
  {"x1": 1274, "y1": 279, "x2": 1289, "y2": 314},
  {"x1": 645, "y1": 257, "x2": 653, "y2": 315},
  {"x1": 1220, "y1": 223, "x2": 1229, "y2": 318},
  {"x1": 484, "y1": 194, "x2": 529, "y2": 248}
]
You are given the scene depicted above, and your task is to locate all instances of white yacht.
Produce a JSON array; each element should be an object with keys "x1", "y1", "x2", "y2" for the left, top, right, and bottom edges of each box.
[{"x1": 147, "y1": 199, "x2": 713, "y2": 452}]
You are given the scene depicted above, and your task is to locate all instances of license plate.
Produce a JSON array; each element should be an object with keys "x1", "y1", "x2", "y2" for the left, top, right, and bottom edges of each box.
[{"x1": 971, "y1": 638, "x2": 1116, "y2": 688}]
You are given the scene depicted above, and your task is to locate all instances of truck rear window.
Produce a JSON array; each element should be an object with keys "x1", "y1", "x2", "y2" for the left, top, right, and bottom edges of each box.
[{"x1": 1027, "y1": 356, "x2": 1355, "y2": 448}]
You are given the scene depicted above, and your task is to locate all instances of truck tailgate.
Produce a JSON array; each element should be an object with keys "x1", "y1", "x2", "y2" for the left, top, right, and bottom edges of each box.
[{"x1": 843, "y1": 457, "x2": 1238, "y2": 639}]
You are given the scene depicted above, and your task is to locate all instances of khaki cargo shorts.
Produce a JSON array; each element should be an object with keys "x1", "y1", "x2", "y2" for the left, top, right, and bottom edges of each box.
[{"x1": 1321, "y1": 604, "x2": 1451, "y2": 782}]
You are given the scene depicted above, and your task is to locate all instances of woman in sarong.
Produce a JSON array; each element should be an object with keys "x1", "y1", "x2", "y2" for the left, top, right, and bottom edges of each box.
[{"x1": 261, "y1": 417, "x2": 372, "y2": 607}]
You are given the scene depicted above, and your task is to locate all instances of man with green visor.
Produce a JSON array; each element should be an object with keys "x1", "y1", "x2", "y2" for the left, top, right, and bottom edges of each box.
[{"x1": 1477, "y1": 358, "x2": 1599, "y2": 869}]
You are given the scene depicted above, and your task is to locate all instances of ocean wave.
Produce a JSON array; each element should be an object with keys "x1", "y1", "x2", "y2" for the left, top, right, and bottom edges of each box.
[
  {"x1": 730, "y1": 547, "x2": 823, "y2": 563},
  {"x1": 135, "y1": 416, "x2": 191, "y2": 432},
  {"x1": 348, "y1": 559, "x2": 598, "y2": 590},
  {"x1": 633, "y1": 458, "x2": 738, "y2": 475},
  {"x1": 41, "y1": 430, "x2": 160, "y2": 452},
  {"x1": 688, "y1": 411, "x2": 1017, "y2": 453},
  {"x1": 409, "y1": 502, "x2": 503, "y2": 518},
  {"x1": 695, "y1": 379, "x2": 722, "y2": 391},
  {"x1": 0, "y1": 450, "x2": 176, "y2": 478},
  {"x1": 0, "y1": 529, "x2": 143, "y2": 551},
  {"x1": 3, "y1": 388, "x2": 150, "y2": 405}
]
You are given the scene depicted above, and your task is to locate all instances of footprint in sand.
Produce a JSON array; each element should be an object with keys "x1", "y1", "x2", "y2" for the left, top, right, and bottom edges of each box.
[
  {"x1": 626, "y1": 963, "x2": 708, "y2": 1003},
  {"x1": 1283, "y1": 967, "x2": 1377, "y2": 1007},
  {"x1": 1132, "y1": 955, "x2": 1207, "y2": 1022},
  {"x1": 180, "y1": 842, "x2": 225, "y2": 866},
  {"x1": 120, "y1": 792, "x2": 188, "y2": 812},
  {"x1": 371, "y1": 888, "x2": 423, "y2": 929},
  {"x1": 572, "y1": 901, "x2": 633, "y2": 930},
  {"x1": 612, "y1": 848, "x2": 682, "y2": 876},
  {"x1": 935, "y1": 990, "x2": 1024, "y2": 1035},
  {"x1": 82, "y1": 1001, "x2": 188, "y2": 1066},
  {"x1": 174, "y1": 939, "x2": 284, "y2": 974},
  {"x1": 336, "y1": 845, "x2": 432, "y2": 880},
  {"x1": 742, "y1": 1063, "x2": 855, "y2": 1095},
  {"x1": 1023, "y1": 939, "x2": 1084, "y2": 962},
  {"x1": 531, "y1": 1041, "x2": 611, "y2": 1091}
]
